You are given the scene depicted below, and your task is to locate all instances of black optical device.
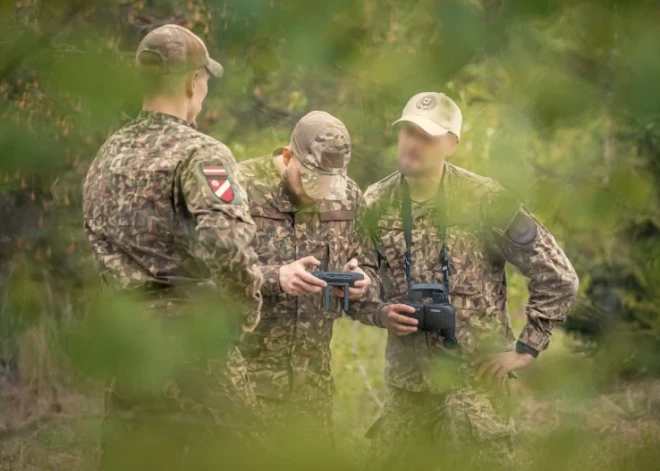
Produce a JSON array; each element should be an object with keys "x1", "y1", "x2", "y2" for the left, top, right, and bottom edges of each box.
[
  {"x1": 311, "y1": 271, "x2": 365, "y2": 311},
  {"x1": 403, "y1": 283, "x2": 458, "y2": 349}
]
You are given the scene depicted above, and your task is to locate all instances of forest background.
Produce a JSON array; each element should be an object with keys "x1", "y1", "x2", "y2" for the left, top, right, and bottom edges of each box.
[{"x1": 2, "y1": 0, "x2": 660, "y2": 469}]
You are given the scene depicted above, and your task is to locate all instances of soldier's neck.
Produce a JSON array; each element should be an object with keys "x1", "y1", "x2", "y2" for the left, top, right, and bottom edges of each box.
[
  {"x1": 406, "y1": 160, "x2": 445, "y2": 203},
  {"x1": 141, "y1": 98, "x2": 189, "y2": 123},
  {"x1": 273, "y1": 153, "x2": 286, "y2": 175}
]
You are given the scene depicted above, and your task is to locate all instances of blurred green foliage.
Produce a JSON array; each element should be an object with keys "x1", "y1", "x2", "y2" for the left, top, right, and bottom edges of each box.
[{"x1": 2, "y1": 0, "x2": 660, "y2": 469}]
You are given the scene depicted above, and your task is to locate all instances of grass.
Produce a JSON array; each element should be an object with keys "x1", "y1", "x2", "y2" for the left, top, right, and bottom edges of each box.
[{"x1": 2, "y1": 313, "x2": 660, "y2": 470}]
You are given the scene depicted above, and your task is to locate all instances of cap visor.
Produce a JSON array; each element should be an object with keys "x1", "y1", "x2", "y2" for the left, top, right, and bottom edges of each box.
[
  {"x1": 206, "y1": 58, "x2": 224, "y2": 78},
  {"x1": 392, "y1": 115, "x2": 449, "y2": 137},
  {"x1": 300, "y1": 167, "x2": 347, "y2": 200}
]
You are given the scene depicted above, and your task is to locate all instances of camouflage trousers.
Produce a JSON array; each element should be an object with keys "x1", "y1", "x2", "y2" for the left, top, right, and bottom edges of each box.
[
  {"x1": 365, "y1": 385, "x2": 517, "y2": 471},
  {"x1": 99, "y1": 347, "x2": 265, "y2": 470}
]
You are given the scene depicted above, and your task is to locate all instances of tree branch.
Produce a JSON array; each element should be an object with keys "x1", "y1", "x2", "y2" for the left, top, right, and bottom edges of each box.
[{"x1": 0, "y1": 1, "x2": 86, "y2": 84}]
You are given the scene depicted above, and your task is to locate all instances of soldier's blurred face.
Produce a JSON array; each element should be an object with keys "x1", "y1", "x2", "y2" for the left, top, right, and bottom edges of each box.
[
  {"x1": 186, "y1": 68, "x2": 210, "y2": 123},
  {"x1": 397, "y1": 123, "x2": 458, "y2": 177}
]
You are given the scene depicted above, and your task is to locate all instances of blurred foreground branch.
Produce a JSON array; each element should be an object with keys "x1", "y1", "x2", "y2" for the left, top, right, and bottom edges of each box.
[{"x1": 0, "y1": 1, "x2": 86, "y2": 84}]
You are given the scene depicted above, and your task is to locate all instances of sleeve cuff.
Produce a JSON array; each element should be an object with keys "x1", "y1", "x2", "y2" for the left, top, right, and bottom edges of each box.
[
  {"x1": 515, "y1": 341, "x2": 539, "y2": 358},
  {"x1": 348, "y1": 301, "x2": 386, "y2": 328},
  {"x1": 373, "y1": 303, "x2": 386, "y2": 328},
  {"x1": 517, "y1": 322, "x2": 551, "y2": 352},
  {"x1": 260, "y1": 265, "x2": 282, "y2": 296}
]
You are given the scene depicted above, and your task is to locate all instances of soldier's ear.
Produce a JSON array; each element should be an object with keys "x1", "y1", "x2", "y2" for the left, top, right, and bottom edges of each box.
[
  {"x1": 446, "y1": 133, "x2": 459, "y2": 157},
  {"x1": 282, "y1": 146, "x2": 293, "y2": 166},
  {"x1": 185, "y1": 71, "x2": 196, "y2": 98}
]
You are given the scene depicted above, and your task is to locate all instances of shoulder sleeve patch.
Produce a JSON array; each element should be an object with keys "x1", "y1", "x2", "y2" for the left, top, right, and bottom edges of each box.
[
  {"x1": 198, "y1": 164, "x2": 236, "y2": 204},
  {"x1": 506, "y1": 210, "x2": 538, "y2": 246},
  {"x1": 488, "y1": 189, "x2": 538, "y2": 246},
  {"x1": 203, "y1": 165, "x2": 234, "y2": 203}
]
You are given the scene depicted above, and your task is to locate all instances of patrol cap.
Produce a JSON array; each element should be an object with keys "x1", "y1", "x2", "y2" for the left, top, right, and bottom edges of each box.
[
  {"x1": 136, "y1": 24, "x2": 223, "y2": 78},
  {"x1": 393, "y1": 92, "x2": 462, "y2": 139},
  {"x1": 290, "y1": 111, "x2": 351, "y2": 200}
]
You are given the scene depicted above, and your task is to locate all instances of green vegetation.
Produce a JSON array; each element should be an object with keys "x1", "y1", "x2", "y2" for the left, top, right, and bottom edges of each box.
[{"x1": 2, "y1": 0, "x2": 660, "y2": 469}]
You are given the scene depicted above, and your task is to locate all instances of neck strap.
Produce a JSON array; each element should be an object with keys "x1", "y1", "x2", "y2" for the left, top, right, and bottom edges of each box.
[{"x1": 401, "y1": 173, "x2": 450, "y2": 294}]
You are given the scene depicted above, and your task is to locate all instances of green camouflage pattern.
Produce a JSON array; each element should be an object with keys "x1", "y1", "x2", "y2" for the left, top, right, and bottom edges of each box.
[
  {"x1": 365, "y1": 383, "x2": 516, "y2": 471},
  {"x1": 82, "y1": 111, "x2": 264, "y2": 461},
  {"x1": 83, "y1": 110, "x2": 262, "y2": 331},
  {"x1": 236, "y1": 153, "x2": 382, "y2": 416},
  {"x1": 361, "y1": 163, "x2": 579, "y2": 393}
]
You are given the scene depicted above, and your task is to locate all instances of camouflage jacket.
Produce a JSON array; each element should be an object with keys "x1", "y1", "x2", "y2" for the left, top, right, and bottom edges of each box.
[
  {"x1": 237, "y1": 152, "x2": 382, "y2": 402},
  {"x1": 362, "y1": 164, "x2": 579, "y2": 393},
  {"x1": 83, "y1": 111, "x2": 263, "y2": 415},
  {"x1": 83, "y1": 111, "x2": 262, "y2": 330}
]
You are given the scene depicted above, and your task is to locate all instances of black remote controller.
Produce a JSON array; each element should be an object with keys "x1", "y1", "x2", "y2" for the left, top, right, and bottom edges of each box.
[{"x1": 311, "y1": 271, "x2": 365, "y2": 311}]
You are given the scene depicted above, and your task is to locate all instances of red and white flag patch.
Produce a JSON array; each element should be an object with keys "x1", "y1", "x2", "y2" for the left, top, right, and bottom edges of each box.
[{"x1": 202, "y1": 166, "x2": 234, "y2": 203}]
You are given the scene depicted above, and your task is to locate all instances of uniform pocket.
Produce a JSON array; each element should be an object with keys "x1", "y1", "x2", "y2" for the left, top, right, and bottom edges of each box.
[
  {"x1": 465, "y1": 409, "x2": 517, "y2": 442},
  {"x1": 446, "y1": 228, "x2": 486, "y2": 297},
  {"x1": 323, "y1": 215, "x2": 354, "y2": 272},
  {"x1": 258, "y1": 294, "x2": 296, "y2": 319},
  {"x1": 376, "y1": 218, "x2": 406, "y2": 270},
  {"x1": 250, "y1": 211, "x2": 294, "y2": 263},
  {"x1": 442, "y1": 388, "x2": 517, "y2": 443},
  {"x1": 376, "y1": 218, "x2": 408, "y2": 301}
]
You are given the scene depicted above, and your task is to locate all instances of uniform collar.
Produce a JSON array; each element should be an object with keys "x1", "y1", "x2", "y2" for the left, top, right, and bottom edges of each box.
[
  {"x1": 136, "y1": 110, "x2": 193, "y2": 129},
  {"x1": 396, "y1": 162, "x2": 451, "y2": 217}
]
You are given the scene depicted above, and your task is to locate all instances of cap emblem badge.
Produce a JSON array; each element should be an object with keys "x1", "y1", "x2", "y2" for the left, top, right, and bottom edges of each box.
[{"x1": 416, "y1": 95, "x2": 438, "y2": 110}]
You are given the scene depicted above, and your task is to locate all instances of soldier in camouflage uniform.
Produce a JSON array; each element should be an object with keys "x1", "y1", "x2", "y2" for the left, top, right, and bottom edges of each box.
[
  {"x1": 236, "y1": 111, "x2": 383, "y2": 449},
  {"x1": 82, "y1": 25, "x2": 263, "y2": 470},
  {"x1": 361, "y1": 93, "x2": 579, "y2": 470}
]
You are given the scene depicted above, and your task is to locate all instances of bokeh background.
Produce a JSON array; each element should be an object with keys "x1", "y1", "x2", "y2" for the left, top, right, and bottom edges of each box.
[{"x1": 2, "y1": 0, "x2": 660, "y2": 469}]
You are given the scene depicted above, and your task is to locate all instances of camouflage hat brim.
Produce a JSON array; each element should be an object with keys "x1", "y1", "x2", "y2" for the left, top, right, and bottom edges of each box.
[
  {"x1": 393, "y1": 115, "x2": 450, "y2": 137},
  {"x1": 300, "y1": 165, "x2": 347, "y2": 200},
  {"x1": 206, "y1": 58, "x2": 224, "y2": 78}
]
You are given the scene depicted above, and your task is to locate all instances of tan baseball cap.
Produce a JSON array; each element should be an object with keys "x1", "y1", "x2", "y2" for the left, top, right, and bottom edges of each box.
[
  {"x1": 290, "y1": 111, "x2": 351, "y2": 200},
  {"x1": 136, "y1": 24, "x2": 223, "y2": 78},
  {"x1": 393, "y1": 92, "x2": 462, "y2": 138}
]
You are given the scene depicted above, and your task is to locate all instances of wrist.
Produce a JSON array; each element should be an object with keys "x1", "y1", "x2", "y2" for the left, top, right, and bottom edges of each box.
[
  {"x1": 259, "y1": 265, "x2": 284, "y2": 296},
  {"x1": 376, "y1": 304, "x2": 389, "y2": 328},
  {"x1": 515, "y1": 341, "x2": 539, "y2": 358}
]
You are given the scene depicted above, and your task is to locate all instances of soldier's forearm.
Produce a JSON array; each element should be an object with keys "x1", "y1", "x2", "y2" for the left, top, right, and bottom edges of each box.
[
  {"x1": 208, "y1": 263, "x2": 263, "y2": 333},
  {"x1": 520, "y1": 270, "x2": 579, "y2": 352},
  {"x1": 195, "y1": 220, "x2": 264, "y2": 331},
  {"x1": 347, "y1": 301, "x2": 387, "y2": 328},
  {"x1": 517, "y1": 317, "x2": 555, "y2": 353},
  {"x1": 346, "y1": 265, "x2": 386, "y2": 327},
  {"x1": 496, "y1": 216, "x2": 580, "y2": 353}
]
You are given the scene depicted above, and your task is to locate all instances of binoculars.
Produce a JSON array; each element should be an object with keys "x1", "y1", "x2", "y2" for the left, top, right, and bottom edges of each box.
[{"x1": 403, "y1": 283, "x2": 458, "y2": 349}]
